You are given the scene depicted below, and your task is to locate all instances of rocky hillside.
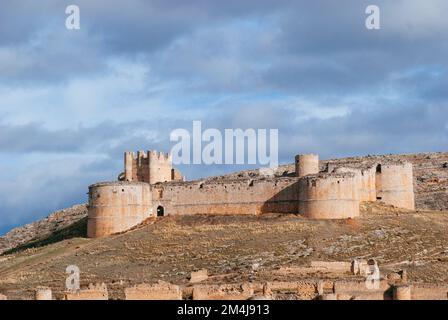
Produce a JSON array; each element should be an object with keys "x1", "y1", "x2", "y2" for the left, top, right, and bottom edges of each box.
[
  {"x1": 1, "y1": 152, "x2": 446, "y2": 256},
  {"x1": 0, "y1": 204, "x2": 87, "y2": 255},
  {"x1": 0, "y1": 202, "x2": 447, "y2": 300}
]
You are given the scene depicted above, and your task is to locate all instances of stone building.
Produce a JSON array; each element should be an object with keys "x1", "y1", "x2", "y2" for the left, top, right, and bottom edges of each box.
[{"x1": 87, "y1": 150, "x2": 415, "y2": 238}]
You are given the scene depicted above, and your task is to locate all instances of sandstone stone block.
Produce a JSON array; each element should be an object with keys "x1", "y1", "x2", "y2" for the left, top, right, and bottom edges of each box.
[{"x1": 190, "y1": 269, "x2": 208, "y2": 284}]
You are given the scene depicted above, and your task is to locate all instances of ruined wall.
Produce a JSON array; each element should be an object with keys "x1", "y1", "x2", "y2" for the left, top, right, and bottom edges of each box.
[
  {"x1": 321, "y1": 152, "x2": 447, "y2": 211},
  {"x1": 124, "y1": 150, "x2": 173, "y2": 184},
  {"x1": 64, "y1": 283, "x2": 108, "y2": 300},
  {"x1": 334, "y1": 279, "x2": 390, "y2": 300},
  {"x1": 192, "y1": 283, "x2": 254, "y2": 300},
  {"x1": 124, "y1": 282, "x2": 182, "y2": 300},
  {"x1": 87, "y1": 182, "x2": 152, "y2": 238},
  {"x1": 295, "y1": 154, "x2": 319, "y2": 177},
  {"x1": 376, "y1": 162, "x2": 415, "y2": 210},
  {"x1": 171, "y1": 168, "x2": 184, "y2": 181},
  {"x1": 151, "y1": 177, "x2": 300, "y2": 216},
  {"x1": 334, "y1": 166, "x2": 376, "y2": 202},
  {"x1": 410, "y1": 283, "x2": 448, "y2": 300},
  {"x1": 298, "y1": 173, "x2": 359, "y2": 219},
  {"x1": 35, "y1": 287, "x2": 52, "y2": 300}
]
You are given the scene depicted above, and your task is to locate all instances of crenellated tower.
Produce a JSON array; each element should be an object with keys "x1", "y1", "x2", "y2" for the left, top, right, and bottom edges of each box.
[{"x1": 123, "y1": 150, "x2": 174, "y2": 184}]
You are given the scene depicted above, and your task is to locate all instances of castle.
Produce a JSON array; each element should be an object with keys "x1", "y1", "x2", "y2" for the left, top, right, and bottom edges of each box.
[{"x1": 87, "y1": 151, "x2": 415, "y2": 238}]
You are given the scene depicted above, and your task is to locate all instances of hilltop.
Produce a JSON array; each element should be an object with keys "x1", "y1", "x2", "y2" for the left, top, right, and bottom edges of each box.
[{"x1": 0, "y1": 152, "x2": 447, "y2": 299}]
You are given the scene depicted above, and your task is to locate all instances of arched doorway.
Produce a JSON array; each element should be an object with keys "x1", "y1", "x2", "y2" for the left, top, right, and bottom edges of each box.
[
  {"x1": 376, "y1": 164, "x2": 382, "y2": 173},
  {"x1": 157, "y1": 205, "x2": 164, "y2": 217}
]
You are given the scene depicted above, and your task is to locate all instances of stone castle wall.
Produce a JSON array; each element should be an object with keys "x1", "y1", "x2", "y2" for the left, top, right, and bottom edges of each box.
[
  {"x1": 151, "y1": 177, "x2": 300, "y2": 216},
  {"x1": 333, "y1": 166, "x2": 377, "y2": 202},
  {"x1": 87, "y1": 151, "x2": 416, "y2": 237}
]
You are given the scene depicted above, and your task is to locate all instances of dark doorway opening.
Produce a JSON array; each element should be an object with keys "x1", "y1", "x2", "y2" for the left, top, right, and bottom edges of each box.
[
  {"x1": 376, "y1": 164, "x2": 382, "y2": 173},
  {"x1": 157, "y1": 206, "x2": 164, "y2": 217}
]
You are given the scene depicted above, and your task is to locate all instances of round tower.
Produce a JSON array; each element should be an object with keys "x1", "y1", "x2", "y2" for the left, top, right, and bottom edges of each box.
[
  {"x1": 334, "y1": 166, "x2": 376, "y2": 202},
  {"x1": 375, "y1": 162, "x2": 415, "y2": 210},
  {"x1": 124, "y1": 152, "x2": 134, "y2": 181},
  {"x1": 87, "y1": 181, "x2": 152, "y2": 238},
  {"x1": 295, "y1": 154, "x2": 319, "y2": 177},
  {"x1": 298, "y1": 172, "x2": 360, "y2": 219}
]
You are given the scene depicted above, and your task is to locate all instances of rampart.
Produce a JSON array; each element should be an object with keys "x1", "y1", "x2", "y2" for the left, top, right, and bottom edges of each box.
[
  {"x1": 151, "y1": 177, "x2": 300, "y2": 216},
  {"x1": 87, "y1": 150, "x2": 416, "y2": 237}
]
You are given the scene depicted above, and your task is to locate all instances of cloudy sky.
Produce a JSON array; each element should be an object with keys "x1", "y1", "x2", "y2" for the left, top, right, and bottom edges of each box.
[{"x1": 1, "y1": 0, "x2": 447, "y2": 235}]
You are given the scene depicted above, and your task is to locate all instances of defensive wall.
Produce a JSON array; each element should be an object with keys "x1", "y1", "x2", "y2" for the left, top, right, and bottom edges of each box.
[
  {"x1": 87, "y1": 150, "x2": 416, "y2": 237},
  {"x1": 151, "y1": 177, "x2": 300, "y2": 216}
]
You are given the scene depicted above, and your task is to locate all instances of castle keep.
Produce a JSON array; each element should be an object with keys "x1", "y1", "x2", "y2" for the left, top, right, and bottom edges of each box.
[{"x1": 87, "y1": 151, "x2": 415, "y2": 238}]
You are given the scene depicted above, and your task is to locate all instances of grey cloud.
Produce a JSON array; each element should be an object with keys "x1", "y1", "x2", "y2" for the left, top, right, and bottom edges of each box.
[
  {"x1": 1, "y1": 0, "x2": 448, "y2": 235},
  {"x1": 0, "y1": 121, "x2": 117, "y2": 153}
]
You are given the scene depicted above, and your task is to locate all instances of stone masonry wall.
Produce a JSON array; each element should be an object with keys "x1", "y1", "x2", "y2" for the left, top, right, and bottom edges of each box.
[{"x1": 151, "y1": 177, "x2": 300, "y2": 216}]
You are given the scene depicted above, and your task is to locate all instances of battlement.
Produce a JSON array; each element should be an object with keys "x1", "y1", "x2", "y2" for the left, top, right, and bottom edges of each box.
[{"x1": 125, "y1": 150, "x2": 171, "y2": 162}]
